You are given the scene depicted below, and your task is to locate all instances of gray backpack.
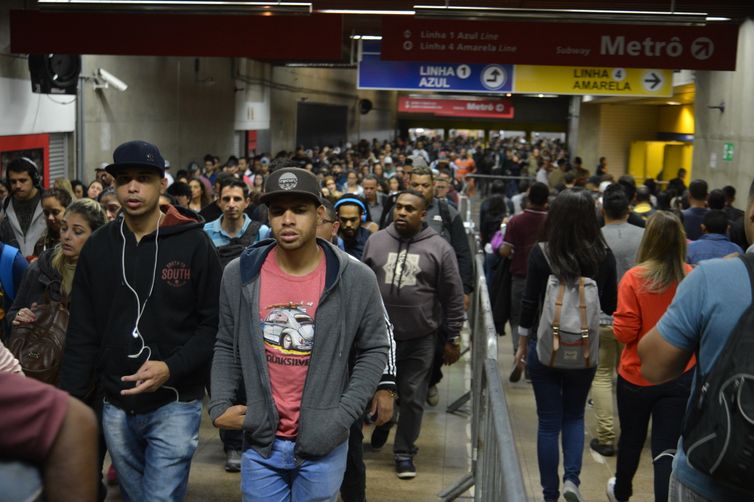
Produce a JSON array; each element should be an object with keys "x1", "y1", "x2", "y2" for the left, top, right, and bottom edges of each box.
[{"x1": 536, "y1": 243, "x2": 601, "y2": 369}]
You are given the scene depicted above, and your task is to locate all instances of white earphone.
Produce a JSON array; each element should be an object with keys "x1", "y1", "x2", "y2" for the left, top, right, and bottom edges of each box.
[{"x1": 121, "y1": 211, "x2": 179, "y2": 402}]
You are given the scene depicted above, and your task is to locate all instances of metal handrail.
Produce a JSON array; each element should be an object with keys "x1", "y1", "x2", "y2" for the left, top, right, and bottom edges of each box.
[{"x1": 440, "y1": 252, "x2": 527, "y2": 502}]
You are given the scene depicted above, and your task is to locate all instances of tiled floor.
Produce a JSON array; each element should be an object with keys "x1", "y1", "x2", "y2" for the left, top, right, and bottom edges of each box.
[{"x1": 105, "y1": 331, "x2": 658, "y2": 502}]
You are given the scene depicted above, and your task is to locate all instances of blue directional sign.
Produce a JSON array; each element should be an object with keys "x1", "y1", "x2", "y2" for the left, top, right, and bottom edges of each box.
[{"x1": 358, "y1": 41, "x2": 513, "y2": 94}]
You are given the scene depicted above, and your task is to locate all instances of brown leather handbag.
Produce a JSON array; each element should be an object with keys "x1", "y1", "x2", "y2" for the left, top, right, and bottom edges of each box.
[{"x1": 7, "y1": 293, "x2": 70, "y2": 385}]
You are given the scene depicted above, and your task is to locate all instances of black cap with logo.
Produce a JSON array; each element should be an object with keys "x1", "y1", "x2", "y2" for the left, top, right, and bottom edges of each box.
[
  {"x1": 260, "y1": 167, "x2": 322, "y2": 206},
  {"x1": 105, "y1": 140, "x2": 166, "y2": 177}
]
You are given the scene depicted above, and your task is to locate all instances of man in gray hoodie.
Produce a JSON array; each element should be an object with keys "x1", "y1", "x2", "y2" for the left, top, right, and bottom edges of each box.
[
  {"x1": 209, "y1": 167, "x2": 388, "y2": 501},
  {"x1": 362, "y1": 190, "x2": 465, "y2": 479}
]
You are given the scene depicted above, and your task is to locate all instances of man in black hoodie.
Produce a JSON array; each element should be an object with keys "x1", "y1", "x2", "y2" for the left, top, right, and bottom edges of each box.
[
  {"x1": 362, "y1": 190, "x2": 464, "y2": 479},
  {"x1": 59, "y1": 140, "x2": 222, "y2": 501}
]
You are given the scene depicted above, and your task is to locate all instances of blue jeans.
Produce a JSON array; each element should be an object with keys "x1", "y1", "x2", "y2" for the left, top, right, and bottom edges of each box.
[
  {"x1": 241, "y1": 438, "x2": 348, "y2": 502},
  {"x1": 102, "y1": 400, "x2": 202, "y2": 502},
  {"x1": 527, "y1": 339, "x2": 596, "y2": 502}
]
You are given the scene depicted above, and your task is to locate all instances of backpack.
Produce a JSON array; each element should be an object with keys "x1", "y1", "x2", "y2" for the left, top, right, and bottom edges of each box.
[
  {"x1": 535, "y1": 243, "x2": 600, "y2": 369},
  {"x1": 217, "y1": 221, "x2": 262, "y2": 269},
  {"x1": 681, "y1": 254, "x2": 754, "y2": 493},
  {"x1": 0, "y1": 244, "x2": 21, "y2": 331}
]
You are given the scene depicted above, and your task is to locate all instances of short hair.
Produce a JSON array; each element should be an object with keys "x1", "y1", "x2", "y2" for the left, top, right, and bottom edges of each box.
[
  {"x1": 707, "y1": 189, "x2": 726, "y2": 210},
  {"x1": 397, "y1": 189, "x2": 427, "y2": 209},
  {"x1": 528, "y1": 182, "x2": 549, "y2": 206},
  {"x1": 409, "y1": 166, "x2": 433, "y2": 180},
  {"x1": 489, "y1": 180, "x2": 505, "y2": 195},
  {"x1": 703, "y1": 209, "x2": 729, "y2": 235},
  {"x1": 617, "y1": 175, "x2": 637, "y2": 201},
  {"x1": 362, "y1": 174, "x2": 379, "y2": 184},
  {"x1": 203, "y1": 154, "x2": 214, "y2": 164},
  {"x1": 689, "y1": 179, "x2": 709, "y2": 201},
  {"x1": 602, "y1": 184, "x2": 630, "y2": 219},
  {"x1": 573, "y1": 156, "x2": 582, "y2": 165},
  {"x1": 220, "y1": 178, "x2": 249, "y2": 199},
  {"x1": 320, "y1": 198, "x2": 336, "y2": 221},
  {"x1": 225, "y1": 156, "x2": 239, "y2": 167},
  {"x1": 636, "y1": 186, "x2": 651, "y2": 203},
  {"x1": 42, "y1": 187, "x2": 72, "y2": 208},
  {"x1": 723, "y1": 185, "x2": 736, "y2": 201},
  {"x1": 167, "y1": 181, "x2": 192, "y2": 199},
  {"x1": 96, "y1": 187, "x2": 116, "y2": 203}
]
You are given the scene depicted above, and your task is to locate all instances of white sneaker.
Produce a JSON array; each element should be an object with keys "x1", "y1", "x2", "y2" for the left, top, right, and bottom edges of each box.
[
  {"x1": 426, "y1": 385, "x2": 439, "y2": 406},
  {"x1": 606, "y1": 477, "x2": 623, "y2": 502},
  {"x1": 562, "y1": 480, "x2": 584, "y2": 502}
]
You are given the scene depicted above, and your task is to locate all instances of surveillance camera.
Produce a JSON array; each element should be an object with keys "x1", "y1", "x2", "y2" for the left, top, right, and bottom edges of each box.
[{"x1": 96, "y1": 68, "x2": 128, "y2": 92}]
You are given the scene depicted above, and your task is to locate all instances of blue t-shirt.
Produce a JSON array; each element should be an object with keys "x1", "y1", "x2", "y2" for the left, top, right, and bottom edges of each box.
[
  {"x1": 657, "y1": 254, "x2": 753, "y2": 500},
  {"x1": 681, "y1": 207, "x2": 709, "y2": 241},
  {"x1": 686, "y1": 233, "x2": 743, "y2": 265}
]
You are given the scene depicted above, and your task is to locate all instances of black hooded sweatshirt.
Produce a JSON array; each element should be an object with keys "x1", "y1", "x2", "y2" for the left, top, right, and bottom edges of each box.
[{"x1": 59, "y1": 204, "x2": 222, "y2": 414}]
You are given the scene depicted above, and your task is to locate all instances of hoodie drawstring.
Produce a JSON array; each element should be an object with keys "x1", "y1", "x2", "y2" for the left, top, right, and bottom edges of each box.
[
  {"x1": 389, "y1": 239, "x2": 404, "y2": 296},
  {"x1": 395, "y1": 240, "x2": 412, "y2": 295}
]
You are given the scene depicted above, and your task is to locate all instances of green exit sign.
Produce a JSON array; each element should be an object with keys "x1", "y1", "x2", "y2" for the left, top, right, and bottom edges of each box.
[{"x1": 723, "y1": 143, "x2": 735, "y2": 161}]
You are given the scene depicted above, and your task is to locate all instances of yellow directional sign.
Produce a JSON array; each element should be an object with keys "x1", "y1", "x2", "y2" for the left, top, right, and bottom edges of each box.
[{"x1": 513, "y1": 65, "x2": 673, "y2": 97}]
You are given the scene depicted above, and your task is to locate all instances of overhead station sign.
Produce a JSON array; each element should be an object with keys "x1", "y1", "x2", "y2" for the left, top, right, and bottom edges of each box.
[
  {"x1": 515, "y1": 66, "x2": 672, "y2": 96},
  {"x1": 358, "y1": 42, "x2": 512, "y2": 93},
  {"x1": 359, "y1": 42, "x2": 672, "y2": 97},
  {"x1": 398, "y1": 96, "x2": 514, "y2": 119},
  {"x1": 380, "y1": 18, "x2": 738, "y2": 71}
]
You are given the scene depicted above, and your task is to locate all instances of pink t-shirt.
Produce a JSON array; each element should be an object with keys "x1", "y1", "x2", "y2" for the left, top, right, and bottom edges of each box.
[{"x1": 259, "y1": 247, "x2": 326, "y2": 438}]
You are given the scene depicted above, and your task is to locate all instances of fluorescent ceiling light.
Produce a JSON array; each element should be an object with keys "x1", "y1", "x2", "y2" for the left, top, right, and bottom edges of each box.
[
  {"x1": 350, "y1": 35, "x2": 383, "y2": 40},
  {"x1": 318, "y1": 9, "x2": 414, "y2": 15},
  {"x1": 36, "y1": 1, "x2": 312, "y2": 14},
  {"x1": 413, "y1": 5, "x2": 709, "y2": 25}
]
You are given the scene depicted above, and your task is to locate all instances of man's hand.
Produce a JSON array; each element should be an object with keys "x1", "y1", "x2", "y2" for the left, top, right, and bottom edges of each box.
[
  {"x1": 369, "y1": 389, "x2": 395, "y2": 426},
  {"x1": 121, "y1": 360, "x2": 170, "y2": 395},
  {"x1": 213, "y1": 405, "x2": 248, "y2": 430},
  {"x1": 443, "y1": 341, "x2": 461, "y2": 365},
  {"x1": 463, "y1": 294, "x2": 471, "y2": 312}
]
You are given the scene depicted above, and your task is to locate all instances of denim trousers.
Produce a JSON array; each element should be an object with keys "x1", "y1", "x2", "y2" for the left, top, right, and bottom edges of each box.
[
  {"x1": 527, "y1": 339, "x2": 596, "y2": 502},
  {"x1": 102, "y1": 400, "x2": 202, "y2": 502},
  {"x1": 614, "y1": 372, "x2": 692, "y2": 502},
  {"x1": 241, "y1": 438, "x2": 348, "y2": 502}
]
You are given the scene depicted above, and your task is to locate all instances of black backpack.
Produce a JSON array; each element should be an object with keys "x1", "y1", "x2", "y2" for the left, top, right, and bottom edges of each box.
[
  {"x1": 682, "y1": 253, "x2": 754, "y2": 494},
  {"x1": 217, "y1": 221, "x2": 262, "y2": 269}
]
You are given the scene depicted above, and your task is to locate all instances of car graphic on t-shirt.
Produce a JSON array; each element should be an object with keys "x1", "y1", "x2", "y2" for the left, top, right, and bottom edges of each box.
[{"x1": 262, "y1": 306, "x2": 314, "y2": 353}]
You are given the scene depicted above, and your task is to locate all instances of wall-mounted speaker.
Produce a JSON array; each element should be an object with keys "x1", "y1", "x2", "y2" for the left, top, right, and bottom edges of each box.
[
  {"x1": 28, "y1": 54, "x2": 81, "y2": 95},
  {"x1": 359, "y1": 98, "x2": 373, "y2": 115}
]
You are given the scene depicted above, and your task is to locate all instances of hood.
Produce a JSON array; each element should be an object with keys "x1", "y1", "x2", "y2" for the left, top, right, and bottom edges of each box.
[
  {"x1": 239, "y1": 237, "x2": 344, "y2": 291},
  {"x1": 385, "y1": 222, "x2": 436, "y2": 244},
  {"x1": 125, "y1": 204, "x2": 205, "y2": 238}
]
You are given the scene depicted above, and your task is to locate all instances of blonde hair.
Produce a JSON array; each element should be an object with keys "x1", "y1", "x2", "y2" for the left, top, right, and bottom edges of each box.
[
  {"x1": 51, "y1": 198, "x2": 108, "y2": 272},
  {"x1": 636, "y1": 211, "x2": 688, "y2": 293}
]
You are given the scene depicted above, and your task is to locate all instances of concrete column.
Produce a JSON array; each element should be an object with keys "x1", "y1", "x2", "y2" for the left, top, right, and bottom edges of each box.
[
  {"x1": 692, "y1": 19, "x2": 754, "y2": 200},
  {"x1": 567, "y1": 96, "x2": 581, "y2": 160}
]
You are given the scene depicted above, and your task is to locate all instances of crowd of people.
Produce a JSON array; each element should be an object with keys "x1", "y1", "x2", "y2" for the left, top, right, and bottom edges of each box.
[{"x1": 0, "y1": 132, "x2": 753, "y2": 502}]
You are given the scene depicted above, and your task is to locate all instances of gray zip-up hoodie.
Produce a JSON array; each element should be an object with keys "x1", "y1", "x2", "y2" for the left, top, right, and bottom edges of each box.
[
  {"x1": 362, "y1": 223, "x2": 465, "y2": 341},
  {"x1": 208, "y1": 238, "x2": 388, "y2": 460}
]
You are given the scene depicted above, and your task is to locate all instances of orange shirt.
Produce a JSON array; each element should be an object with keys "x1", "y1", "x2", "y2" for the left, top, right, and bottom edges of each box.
[
  {"x1": 454, "y1": 158, "x2": 475, "y2": 181},
  {"x1": 613, "y1": 264, "x2": 696, "y2": 386}
]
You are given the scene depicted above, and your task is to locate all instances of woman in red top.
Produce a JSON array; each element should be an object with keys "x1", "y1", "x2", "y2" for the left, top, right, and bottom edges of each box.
[{"x1": 610, "y1": 211, "x2": 696, "y2": 502}]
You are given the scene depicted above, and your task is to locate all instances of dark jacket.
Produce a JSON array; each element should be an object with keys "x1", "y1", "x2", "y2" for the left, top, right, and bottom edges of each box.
[
  {"x1": 59, "y1": 205, "x2": 222, "y2": 414},
  {"x1": 362, "y1": 223, "x2": 465, "y2": 341},
  {"x1": 8, "y1": 248, "x2": 62, "y2": 323},
  {"x1": 208, "y1": 239, "x2": 388, "y2": 460}
]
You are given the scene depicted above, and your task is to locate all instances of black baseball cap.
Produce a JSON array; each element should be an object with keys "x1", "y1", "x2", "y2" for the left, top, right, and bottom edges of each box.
[
  {"x1": 260, "y1": 167, "x2": 321, "y2": 206},
  {"x1": 105, "y1": 140, "x2": 165, "y2": 177}
]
